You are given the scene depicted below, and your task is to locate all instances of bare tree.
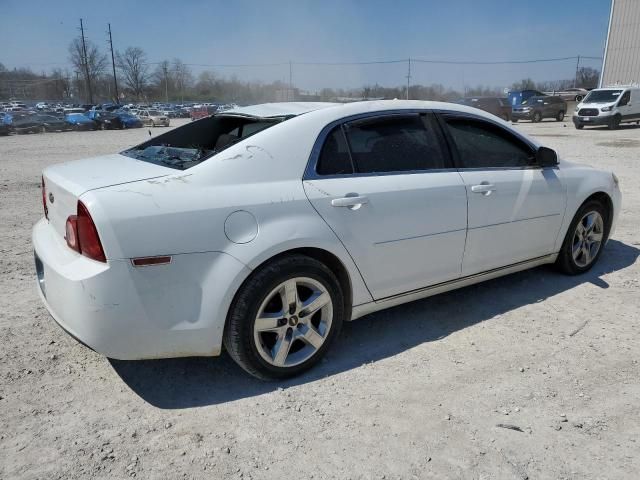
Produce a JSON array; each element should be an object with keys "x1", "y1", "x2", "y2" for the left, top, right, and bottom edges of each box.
[
  {"x1": 172, "y1": 59, "x2": 193, "y2": 103},
  {"x1": 576, "y1": 67, "x2": 600, "y2": 89},
  {"x1": 68, "y1": 38, "x2": 108, "y2": 102},
  {"x1": 116, "y1": 47, "x2": 150, "y2": 100}
]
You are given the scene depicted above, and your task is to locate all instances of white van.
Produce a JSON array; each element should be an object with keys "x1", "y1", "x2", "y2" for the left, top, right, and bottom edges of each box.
[{"x1": 573, "y1": 86, "x2": 640, "y2": 130}]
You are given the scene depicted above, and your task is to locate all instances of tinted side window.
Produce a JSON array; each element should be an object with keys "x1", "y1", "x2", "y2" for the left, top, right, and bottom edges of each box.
[
  {"x1": 445, "y1": 117, "x2": 534, "y2": 168},
  {"x1": 316, "y1": 126, "x2": 353, "y2": 175},
  {"x1": 344, "y1": 115, "x2": 447, "y2": 173}
]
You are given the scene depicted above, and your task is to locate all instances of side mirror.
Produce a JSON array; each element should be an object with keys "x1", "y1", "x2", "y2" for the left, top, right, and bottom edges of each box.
[{"x1": 536, "y1": 146, "x2": 558, "y2": 167}]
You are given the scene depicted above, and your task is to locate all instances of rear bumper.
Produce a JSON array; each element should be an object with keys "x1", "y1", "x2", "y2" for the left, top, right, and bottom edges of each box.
[{"x1": 32, "y1": 218, "x2": 251, "y2": 360}]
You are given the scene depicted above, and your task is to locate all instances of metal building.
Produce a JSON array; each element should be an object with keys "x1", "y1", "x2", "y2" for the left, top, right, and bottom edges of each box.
[{"x1": 600, "y1": 0, "x2": 640, "y2": 87}]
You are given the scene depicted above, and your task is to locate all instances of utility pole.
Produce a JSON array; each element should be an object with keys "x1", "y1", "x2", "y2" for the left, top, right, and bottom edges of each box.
[
  {"x1": 406, "y1": 58, "x2": 411, "y2": 100},
  {"x1": 79, "y1": 19, "x2": 93, "y2": 104},
  {"x1": 163, "y1": 63, "x2": 169, "y2": 103},
  {"x1": 574, "y1": 55, "x2": 581, "y2": 88},
  {"x1": 107, "y1": 23, "x2": 119, "y2": 103},
  {"x1": 288, "y1": 60, "x2": 293, "y2": 101}
]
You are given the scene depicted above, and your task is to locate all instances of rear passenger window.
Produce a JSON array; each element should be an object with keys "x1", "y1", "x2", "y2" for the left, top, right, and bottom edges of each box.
[
  {"x1": 445, "y1": 117, "x2": 534, "y2": 168},
  {"x1": 344, "y1": 114, "x2": 447, "y2": 173},
  {"x1": 316, "y1": 126, "x2": 354, "y2": 175}
]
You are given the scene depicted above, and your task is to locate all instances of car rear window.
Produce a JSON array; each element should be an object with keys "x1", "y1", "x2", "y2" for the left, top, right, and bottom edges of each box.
[{"x1": 121, "y1": 115, "x2": 284, "y2": 170}]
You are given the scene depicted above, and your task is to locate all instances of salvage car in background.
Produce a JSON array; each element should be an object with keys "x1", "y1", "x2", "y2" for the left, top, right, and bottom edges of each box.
[
  {"x1": 512, "y1": 95, "x2": 567, "y2": 122},
  {"x1": 117, "y1": 112, "x2": 144, "y2": 129},
  {"x1": 507, "y1": 89, "x2": 545, "y2": 107},
  {"x1": 190, "y1": 105, "x2": 218, "y2": 121},
  {"x1": 573, "y1": 86, "x2": 640, "y2": 130},
  {"x1": 138, "y1": 109, "x2": 170, "y2": 127},
  {"x1": 544, "y1": 87, "x2": 589, "y2": 102},
  {"x1": 10, "y1": 114, "x2": 72, "y2": 133},
  {"x1": 455, "y1": 97, "x2": 512, "y2": 121},
  {"x1": 65, "y1": 113, "x2": 98, "y2": 131},
  {"x1": 87, "y1": 111, "x2": 125, "y2": 130},
  {"x1": 33, "y1": 101, "x2": 621, "y2": 379}
]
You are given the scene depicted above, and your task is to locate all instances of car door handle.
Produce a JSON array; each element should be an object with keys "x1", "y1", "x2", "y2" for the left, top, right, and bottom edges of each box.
[
  {"x1": 471, "y1": 183, "x2": 496, "y2": 195},
  {"x1": 331, "y1": 195, "x2": 369, "y2": 209}
]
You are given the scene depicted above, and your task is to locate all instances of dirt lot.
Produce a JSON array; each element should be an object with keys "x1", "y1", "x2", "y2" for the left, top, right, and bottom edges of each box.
[{"x1": 1, "y1": 117, "x2": 639, "y2": 480}]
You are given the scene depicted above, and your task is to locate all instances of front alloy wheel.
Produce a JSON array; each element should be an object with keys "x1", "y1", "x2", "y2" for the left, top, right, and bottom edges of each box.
[
  {"x1": 571, "y1": 211, "x2": 604, "y2": 268},
  {"x1": 556, "y1": 200, "x2": 608, "y2": 275}
]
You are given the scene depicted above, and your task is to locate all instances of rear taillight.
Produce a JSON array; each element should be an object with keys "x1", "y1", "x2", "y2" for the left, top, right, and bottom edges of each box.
[
  {"x1": 41, "y1": 176, "x2": 48, "y2": 220},
  {"x1": 65, "y1": 201, "x2": 106, "y2": 262}
]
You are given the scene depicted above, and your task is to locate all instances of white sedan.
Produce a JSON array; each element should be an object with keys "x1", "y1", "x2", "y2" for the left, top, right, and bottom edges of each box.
[{"x1": 33, "y1": 100, "x2": 621, "y2": 379}]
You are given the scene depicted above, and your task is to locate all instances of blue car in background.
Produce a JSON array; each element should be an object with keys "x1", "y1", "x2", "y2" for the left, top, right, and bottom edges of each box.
[
  {"x1": 507, "y1": 89, "x2": 545, "y2": 107},
  {"x1": 65, "y1": 113, "x2": 98, "y2": 131},
  {"x1": 0, "y1": 113, "x2": 10, "y2": 135},
  {"x1": 117, "y1": 112, "x2": 143, "y2": 129}
]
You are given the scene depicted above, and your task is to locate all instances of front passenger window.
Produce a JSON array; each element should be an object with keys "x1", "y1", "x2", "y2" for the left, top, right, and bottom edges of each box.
[
  {"x1": 445, "y1": 118, "x2": 534, "y2": 168},
  {"x1": 618, "y1": 91, "x2": 630, "y2": 106}
]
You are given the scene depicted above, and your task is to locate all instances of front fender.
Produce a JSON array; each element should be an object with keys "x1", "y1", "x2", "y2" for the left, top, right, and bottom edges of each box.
[{"x1": 554, "y1": 162, "x2": 620, "y2": 251}]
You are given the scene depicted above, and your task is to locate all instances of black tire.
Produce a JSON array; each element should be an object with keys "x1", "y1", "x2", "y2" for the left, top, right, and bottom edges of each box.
[
  {"x1": 575, "y1": 95, "x2": 583, "y2": 102},
  {"x1": 555, "y1": 200, "x2": 609, "y2": 275},
  {"x1": 608, "y1": 115, "x2": 621, "y2": 130},
  {"x1": 512, "y1": 118, "x2": 518, "y2": 123},
  {"x1": 223, "y1": 254, "x2": 345, "y2": 380},
  {"x1": 532, "y1": 111, "x2": 542, "y2": 123},
  {"x1": 556, "y1": 110, "x2": 565, "y2": 121},
  {"x1": 575, "y1": 123, "x2": 584, "y2": 130},
  {"x1": 501, "y1": 114, "x2": 509, "y2": 122}
]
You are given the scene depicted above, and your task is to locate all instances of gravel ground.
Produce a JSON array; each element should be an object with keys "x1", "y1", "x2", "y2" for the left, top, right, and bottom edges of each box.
[{"x1": 1, "y1": 117, "x2": 639, "y2": 480}]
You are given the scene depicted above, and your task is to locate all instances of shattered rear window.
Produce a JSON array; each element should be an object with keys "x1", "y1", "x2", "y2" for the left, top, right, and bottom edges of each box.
[{"x1": 121, "y1": 114, "x2": 285, "y2": 170}]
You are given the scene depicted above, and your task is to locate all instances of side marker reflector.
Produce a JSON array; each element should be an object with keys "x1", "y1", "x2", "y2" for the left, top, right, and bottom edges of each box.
[{"x1": 131, "y1": 256, "x2": 172, "y2": 267}]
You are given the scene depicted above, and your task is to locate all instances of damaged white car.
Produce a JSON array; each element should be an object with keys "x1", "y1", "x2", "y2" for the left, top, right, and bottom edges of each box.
[{"x1": 33, "y1": 100, "x2": 621, "y2": 379}]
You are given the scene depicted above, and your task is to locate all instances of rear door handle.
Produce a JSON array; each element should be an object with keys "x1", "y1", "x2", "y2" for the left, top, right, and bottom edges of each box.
[
  {"x1": 471, "y1": 183, "x2": 496, "y2": 195},
  {"x1": 331, "y1": 195, "x2": 369, "y2": 209}
]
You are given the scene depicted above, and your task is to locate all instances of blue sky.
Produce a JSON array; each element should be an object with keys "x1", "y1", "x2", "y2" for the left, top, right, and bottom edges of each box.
[{"x1": 1, "y1": 0, "x2": 611, "y2": 91}]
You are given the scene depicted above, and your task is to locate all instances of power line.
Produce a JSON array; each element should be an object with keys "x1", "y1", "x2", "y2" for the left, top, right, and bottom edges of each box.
[{"x1": 411, "y1": 55, "x2": 601, "y2": 65}]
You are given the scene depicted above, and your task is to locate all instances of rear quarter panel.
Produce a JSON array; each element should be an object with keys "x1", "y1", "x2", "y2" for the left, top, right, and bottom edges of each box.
[{"x1": 84, "y1": 124, "x2": 374, "y2": 308}]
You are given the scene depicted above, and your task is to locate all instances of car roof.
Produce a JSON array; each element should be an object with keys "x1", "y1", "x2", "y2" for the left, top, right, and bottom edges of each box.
[
  {"x1": 227, "y1": 102, "x2": 337, "y2": 118},
  {"x1": 226, "y1": 99, "x2": 511, "y2": 121}
]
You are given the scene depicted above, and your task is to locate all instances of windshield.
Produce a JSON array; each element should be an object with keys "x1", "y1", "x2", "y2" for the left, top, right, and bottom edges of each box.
[
  {"x1": 148, "y1": 110, "x2": 161, "y2": 115},
  {"x1": 583, "y1": 90, "x2": 622, "y2": 103}
]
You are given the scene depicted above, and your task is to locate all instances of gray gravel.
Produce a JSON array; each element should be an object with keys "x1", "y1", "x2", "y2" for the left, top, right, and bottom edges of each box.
[{"x1": 1, "y1": 118, "x2": 639, "y2": 479}]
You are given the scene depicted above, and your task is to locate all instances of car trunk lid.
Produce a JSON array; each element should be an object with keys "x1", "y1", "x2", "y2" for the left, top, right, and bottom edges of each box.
[{"x1": 43, "y1": 153, "x2": 171, "y2": 239}]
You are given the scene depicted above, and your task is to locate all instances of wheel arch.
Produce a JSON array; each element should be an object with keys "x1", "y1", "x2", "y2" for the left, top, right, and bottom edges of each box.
[
  {"x1": 582, "y1": 191, "x2": 614, "y2": 233},
  {"x1": 232, "y1": 246, "x2": 356, "y2": 323}
]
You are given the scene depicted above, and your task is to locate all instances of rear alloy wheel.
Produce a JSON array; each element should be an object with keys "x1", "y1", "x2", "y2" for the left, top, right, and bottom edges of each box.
[
  {"x1": 224, "y1": 254, "x2": 344, "y2": 380},
  {"x1": 556, "y1": 200, "x2": 608, "y2": 275},
  {"x1": 532, "y1": 111, "x2": 542, "y2": 123},
  {"x1": 556, "y1": 110, "x2": 565, "y2": 121}
]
